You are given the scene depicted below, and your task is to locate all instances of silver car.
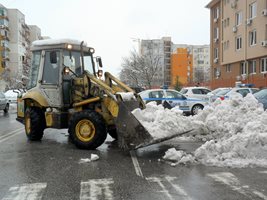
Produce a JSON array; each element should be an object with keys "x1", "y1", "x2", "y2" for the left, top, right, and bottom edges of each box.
[
  {"x1": 0, "y1": 92, "x2": 9, "y2": 113},
  {"x1": 139, "y1": 89, "x2": 208, "y2": 115}
]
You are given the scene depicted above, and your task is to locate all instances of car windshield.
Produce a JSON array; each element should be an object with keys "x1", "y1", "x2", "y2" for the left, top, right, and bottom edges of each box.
[
  {"x1": 254, "y1": 89, "x2": 267, "y2": 99},
  {"x1": 180, "y1": 89, "x2": 188, "y2": 94},
  {"x1": 217, "y1": 89, "x2": 231, "y2": 96}
]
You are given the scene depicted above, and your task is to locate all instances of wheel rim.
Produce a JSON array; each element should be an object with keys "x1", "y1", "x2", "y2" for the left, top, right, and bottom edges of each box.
[
  {"x1": 193, "y1": 106, "x2": 202, "y2": 115},
  {"x1": 25, "y1": 114, "x2": 31, "y2": 134},
  {"x1": 75, "y1": 119, "x2": 96, "y2": 142}
]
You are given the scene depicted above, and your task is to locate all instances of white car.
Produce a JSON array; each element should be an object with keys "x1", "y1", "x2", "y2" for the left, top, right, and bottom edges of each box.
[
  {"x1": 208, "y1": 87, "x2": 232, "y2": 102},
  {"x1": 221, "y1": 87, "x2": 259, "y2": 100},
  {"x1": 180, "y1": 87, "x2": 211, "y2": 101},
  {"x1": 4, "y1": 89, "x2": 20, "y2": 103},
  {"x1": 139, "y1": 89, "x2": 208, "y2": 115}
]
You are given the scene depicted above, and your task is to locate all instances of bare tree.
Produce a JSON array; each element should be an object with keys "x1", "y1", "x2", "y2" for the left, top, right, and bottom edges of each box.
[{"x1": 120, "y1": 43, "x2": 163, "y2": 89}]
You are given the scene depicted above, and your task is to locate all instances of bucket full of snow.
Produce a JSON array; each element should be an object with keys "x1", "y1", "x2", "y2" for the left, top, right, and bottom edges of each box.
[{"x1": 115, "y1": 100, "x2": 193, "y2": 150}]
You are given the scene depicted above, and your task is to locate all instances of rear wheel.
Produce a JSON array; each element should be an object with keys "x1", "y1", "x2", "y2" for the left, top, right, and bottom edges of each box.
[
  {"x1": 68, "y1": 110, "x2": 107, "y2": 149},
  {"x1": 191, "y1": 104, "x2": 203, "y2": 115},
  {"x1": 25, "y1": 107, "x2": 45, "y2": 140},
  {"x1": 4, "y1": 103, "x2": 9, "y2": 113}
]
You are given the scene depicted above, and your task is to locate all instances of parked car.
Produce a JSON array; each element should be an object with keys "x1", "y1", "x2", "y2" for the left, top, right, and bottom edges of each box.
[
  {"x1": 220, "y1": 87, "x2": 259, "y2": 100},
  {"x1": 4, "y1": 89, "x2": 19, "y2": 103},
  {"x1": 253, "y1": 88, "x2": 267, "y2": 110},
  {"x1": 180, "y1": 87, "x2": 211, "y2": 101},
  {"x1": 139, "y1": 89, "x2": 208, "y2": 115},
  {"x1": 208, "y1": 88, "x2": 232, "y2": 102},
  {"x1": 0, "y1": 92, "x2": 9, "y2": 113}
]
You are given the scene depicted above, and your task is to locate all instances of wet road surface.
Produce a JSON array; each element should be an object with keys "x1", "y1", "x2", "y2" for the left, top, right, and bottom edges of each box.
[{"x1": 0, "y1": 111, "x2": 266, "y2": 200}]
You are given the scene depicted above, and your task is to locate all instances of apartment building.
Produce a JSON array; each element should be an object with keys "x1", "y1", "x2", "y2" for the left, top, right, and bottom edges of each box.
[
  {"x1": 0, "y1": 4, "x2": 42, "y2": 90},
  {"x1": 0, "y1": 4, "x2": 10, "y2": 77},
  {"x1": 140, "y1": 37, "x2": 172, "y2": 88},
  {"x1": 170, "y1": 44, "x2": 210, "y2": 87},
  {"x1": 171, "y1": 46, "x2": 193, "y2": 86},
  {"x1": 207, "y1": 0, "x2": 267, "y2": 89}
]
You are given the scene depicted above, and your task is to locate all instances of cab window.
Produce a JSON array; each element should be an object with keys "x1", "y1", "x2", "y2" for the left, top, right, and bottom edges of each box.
[
  {"x1": 27, "y1": 51, "x2": 41, "y2": 89},
  {"x1": 42, "y1": 51, "x2": 60, "y2": 85}
]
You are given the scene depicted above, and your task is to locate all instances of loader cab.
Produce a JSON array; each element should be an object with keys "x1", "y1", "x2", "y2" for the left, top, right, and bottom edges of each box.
[{"x1": 27, "y1": 39, "x2": 96, "y2": 108}]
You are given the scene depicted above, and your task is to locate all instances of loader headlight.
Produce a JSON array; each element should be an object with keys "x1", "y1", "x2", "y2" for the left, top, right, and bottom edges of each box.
[
  {"x1": 67, "y1": 44, "x2": 73, "y2": 50},
  {"x1": 64, "y1": 67, "x2": 70, "y2": 74},
  {"x1": 89, "y1": 48, "x2": 95, "y2": 54}
]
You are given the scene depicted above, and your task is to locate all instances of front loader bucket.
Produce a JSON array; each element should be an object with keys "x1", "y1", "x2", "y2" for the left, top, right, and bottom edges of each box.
[
  {"x1": 115, "y1": 101, "x2": 153, "y2": 150},
  {"x1": 115, "y1": 101, "x2": 193, "y2": 150}
]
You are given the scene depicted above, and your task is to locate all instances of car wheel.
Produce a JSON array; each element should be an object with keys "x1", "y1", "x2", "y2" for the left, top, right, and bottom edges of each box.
[
  {"x1": 68, "y1": 110, "x2": 107, "y2": 149},
  {"x1": 4, "y1": 103, "x2": 9, "y2": 113},
  {"x1": 25, "y1": 107, "x2": 45, "y2": 140},
  {"x1": 191, "y1": 104, "x2": 203, "y2": 115}
]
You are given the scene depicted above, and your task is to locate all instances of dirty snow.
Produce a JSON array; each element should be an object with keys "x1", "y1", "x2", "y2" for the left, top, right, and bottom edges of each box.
[
  {"x1": 79, "y1": 154, "x2": 99, "y2": 163},
  {"x1": 116, "y1": 92, "x2": 136, "y2": 101},
  {"x1": 133, "y1": 93, "x2": 267, "y2": 168}
]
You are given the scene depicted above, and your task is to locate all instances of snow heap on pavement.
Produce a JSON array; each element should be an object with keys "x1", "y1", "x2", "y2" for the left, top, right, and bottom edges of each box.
[{"x1": 133, "y1": 93, "x2": 267, "y2": 168}]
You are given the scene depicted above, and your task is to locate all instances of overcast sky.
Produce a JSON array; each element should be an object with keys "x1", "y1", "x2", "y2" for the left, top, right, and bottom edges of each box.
[{"x1": 1, "y1": 0, "x2": 211, "y2": 76}]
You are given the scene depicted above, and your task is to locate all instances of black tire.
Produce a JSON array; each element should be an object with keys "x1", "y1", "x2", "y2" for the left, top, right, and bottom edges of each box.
[
  {"x1": 4, "y1": 103, "x2": 9, "y2": 113},
  {"x1": 191, "y1": 104, "x2": 204, "y2": 115},
  {"x1": 68, "y1": 110, "x2": 107, "y2": 150},
  {"x1": 25, "y1": 107, "x2": 45, "y2": 141}
]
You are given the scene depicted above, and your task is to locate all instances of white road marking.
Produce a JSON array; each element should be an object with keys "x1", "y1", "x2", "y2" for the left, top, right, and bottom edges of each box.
[
  {"x1": 130, "y1": 150, "x2": 143, "y2": 178},
  {"x1": 208, "y1": 172, "x2": 267, "y2": 200},
  {"x1": 259, "y1": 171, "x2": 267, "y2": 174},
  {"x1": 0, "y1": 128, "x2": 24, "y2": 143},
  {"x1": 2, "y1": 183, "x2": 47, "y2": 200},
  {"x1": 146, "y1": 176, "x2": 192, "y2": 200},
  {"x1": 80, "y1": 178, "x2": 114, "y2": 200}
]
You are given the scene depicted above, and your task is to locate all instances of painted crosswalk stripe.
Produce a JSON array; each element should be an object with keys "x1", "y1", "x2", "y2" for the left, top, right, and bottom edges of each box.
[
  {"x1": 208, "y1": 172, "x2": 267, "y2": 200},
  {"x1": 259, "y1": 171, "x2": 267, "y2": 174},
  {"x1": 2, "y1": 183, "x2": 47, "y2": 200},
  {"x1": 0, "y1": 128, "x2": 24, "y2": 143},
  {"x1": 146, "y1": 176, "x2": 191, "y2": 200},
  {"x1": 80, "y1": 178, "x2": 114, "y2": 200},
  {"x1": 130, "y1": 150, "x2": 143, "y2": 178}
]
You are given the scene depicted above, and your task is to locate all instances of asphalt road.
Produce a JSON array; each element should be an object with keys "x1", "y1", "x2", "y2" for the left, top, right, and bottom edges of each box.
[{"x1": 0, "y1": 110, "x2": 267, "y2": 200}]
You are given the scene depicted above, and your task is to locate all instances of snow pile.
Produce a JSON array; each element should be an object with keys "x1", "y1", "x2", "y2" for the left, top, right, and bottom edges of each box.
[
  {"x1": 117, "y1": 92, "x2": 136, "y2": 101},
  {"x1": 132, "y1": 102, "x2": 193, "y2": 139},
  {"x1": 134, "y1": 93, "x2": 267, "y2": 168}
]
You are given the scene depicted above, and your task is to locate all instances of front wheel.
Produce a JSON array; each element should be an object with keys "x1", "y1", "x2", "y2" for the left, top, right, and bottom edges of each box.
[
  {"x1": 191, "y1": 104, "x2": 203, "y2": 115},
  {"x1": 68, "y1": 110, "x2": 107, "y2": 149},
  {"x1": 25, "y1": 107, "x2": 45, "y2": 140}
]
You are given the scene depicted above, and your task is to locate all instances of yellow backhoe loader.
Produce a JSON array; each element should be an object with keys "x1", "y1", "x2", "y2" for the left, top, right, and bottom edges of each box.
[{"x1": 16, "y1": 39, "x2": 188, "y2": 150}]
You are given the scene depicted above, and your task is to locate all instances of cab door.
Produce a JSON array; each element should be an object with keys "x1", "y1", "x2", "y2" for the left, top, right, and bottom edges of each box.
[{"x1": 40, "y1": 50, "x2": 62, "y2": 107}]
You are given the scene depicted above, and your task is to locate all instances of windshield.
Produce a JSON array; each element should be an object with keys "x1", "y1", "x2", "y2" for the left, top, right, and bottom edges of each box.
[
  {"x1": 217, "y1": 89, "x2": 231, "y2": 96},
  {"x1": 27, "y1": 51, "x2": 41, "y2": 89},
  {"x1": 254, "y1": 89, "x2": 267, "y2": 99},
  {"x1": 63, "y1": 50, "x2": 94, "y2": 75}
]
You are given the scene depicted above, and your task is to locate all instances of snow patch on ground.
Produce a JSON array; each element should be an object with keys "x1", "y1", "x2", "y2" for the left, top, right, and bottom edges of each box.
[
  {"x1": 79, "y1": 154, "x2": 99, "y2": 163},
  {"x1": 133, "y1": 93, "x2": 267, "y2": 168}
]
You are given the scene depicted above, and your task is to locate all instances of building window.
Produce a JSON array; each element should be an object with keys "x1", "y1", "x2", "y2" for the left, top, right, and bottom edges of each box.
[
  {"x1": 226, "y1": 64, "x2": 231, "y2": 72},
  {"x1": 214, "y1": 7, "x2": 219, "y2": 19},
  {"x1": 236, "y1": 36, "x2": 242, "y2": 50},
  {"x1": 249, "y1": 60, "x2": 256, "y2": 74},
  {"x1": 261, "y1": 58, "x2": 267, "y2": 73},
  {"x1": 241, "y1": 62, "x2": 247, "y2": 75},
  {"x1": 214, "y1": 48, "x2": 218, "y2": 59},
  {"x1": 249, "y1": 2, "x2": 257, "y2": 19},
  {"x1": 235, "y1": 12, "x2": 242, "y2": 26},
  {"x1": 249, "y1": 29, "x2": 257, "y2": 46},
  {"x1": 214, "y1": 27, "x2": 219, "y2": 39}
]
